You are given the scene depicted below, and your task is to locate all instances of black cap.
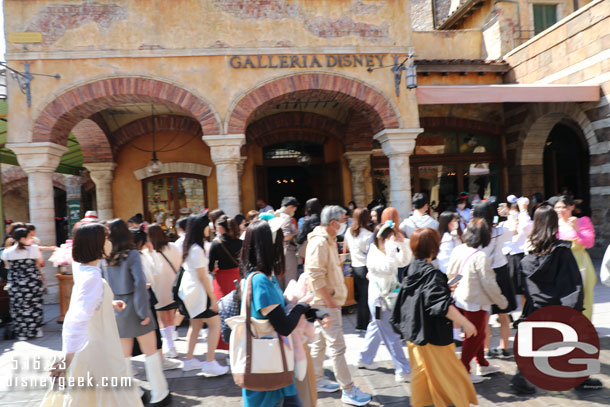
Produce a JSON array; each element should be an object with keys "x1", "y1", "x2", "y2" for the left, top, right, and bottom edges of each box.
[{"x1": 281, "y1": 196, "x2": 300, "y2": 207}]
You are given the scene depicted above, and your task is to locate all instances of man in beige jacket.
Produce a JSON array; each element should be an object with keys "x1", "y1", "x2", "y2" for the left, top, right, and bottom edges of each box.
[{"x1": 304, "y1": 205, "x2": 372, "y2": 406}]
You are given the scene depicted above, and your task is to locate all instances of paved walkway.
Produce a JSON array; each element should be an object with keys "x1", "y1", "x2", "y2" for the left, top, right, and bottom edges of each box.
[{"x1": 2, "y1": 272, "x2": 610, "y2": 406}]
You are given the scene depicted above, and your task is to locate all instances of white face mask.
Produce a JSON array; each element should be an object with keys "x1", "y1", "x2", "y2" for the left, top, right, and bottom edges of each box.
[
  {"x1": 335, "y1": 221, "x2": 347, "y2": 236},
  {"x1": 457, "y1": 203, "x2": 466, "y2": 210}
]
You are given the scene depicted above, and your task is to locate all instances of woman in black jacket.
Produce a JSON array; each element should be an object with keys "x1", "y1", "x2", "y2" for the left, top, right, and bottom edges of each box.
[
  {"x1": 392, "y1": 227, "x2": 477, "y2": 407},
  {"x1": 511, "y1": 204, "x2": 601, "y2": 393}
]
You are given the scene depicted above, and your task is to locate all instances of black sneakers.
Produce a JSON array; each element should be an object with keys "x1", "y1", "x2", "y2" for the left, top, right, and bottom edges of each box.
[
  {"x1": 487, "y1": 347, "x2": 512, "y2": 359},
  {"x1": 576, "y1": 378, "x2": 603, "y2": 391},
  {"x1": 510, "y1": 373, "x2": 536, "y2": 395}
]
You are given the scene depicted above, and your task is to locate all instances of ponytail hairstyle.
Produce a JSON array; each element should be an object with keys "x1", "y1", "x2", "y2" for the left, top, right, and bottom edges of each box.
[
  {"x1": 215, "y1": 214, "x2": 239, "y2": 239},
  {"x1": 130, "y1": 224, "x2": 148, "y2": 251},
  {"x1": 12, "y1": 228, "x2": 30, "y2": 250},
  {"x1": 373, "y1": 221, "x2": 395, "y2": 249},
  {"x1": 107, "y1": 218, "x2": 135, "y2": 265},
  {"x1": 147, "y1": 223, "x2": 168, "y2": 252}
]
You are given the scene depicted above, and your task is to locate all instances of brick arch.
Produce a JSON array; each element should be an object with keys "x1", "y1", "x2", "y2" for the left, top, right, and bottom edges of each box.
[
  {"x1": 226, "y1": 72, "x2": 401, "y2": 135},
  {"x1": 71, "y1": 119, "x2": 114, "y2": 163},
  {"x1": 32, "y1": 77, "x2": 221, "y2": 146},
  {"x1": 111, "y1": 115, "x2": 202, "y2": 153},
  {"x1": 247, "y1": 112, "x2": 345, "y2": 147},
  {"x1": 516, "y1": 103, "x2": 596, "y2": 167}
]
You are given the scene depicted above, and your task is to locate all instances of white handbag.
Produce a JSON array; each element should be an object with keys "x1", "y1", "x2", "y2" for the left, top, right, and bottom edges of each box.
[{"x1": 226, "y1": 272, "x2": 294, "y2": 391}]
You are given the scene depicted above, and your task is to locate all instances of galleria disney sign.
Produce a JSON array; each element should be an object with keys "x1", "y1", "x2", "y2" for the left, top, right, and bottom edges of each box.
[{"x1": 228, "y1": 54, "x2": 406, "y2": 70}]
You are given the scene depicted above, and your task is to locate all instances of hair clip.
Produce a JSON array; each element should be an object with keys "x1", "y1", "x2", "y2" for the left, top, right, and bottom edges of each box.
[{"x1": 377, "y1": 220, "x2": 394, "y2": 238}]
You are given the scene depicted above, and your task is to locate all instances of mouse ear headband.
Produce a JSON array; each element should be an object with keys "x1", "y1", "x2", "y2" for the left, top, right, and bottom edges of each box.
[{"x1": 377, "y1": 220, "x2": 394, "y2": 238}]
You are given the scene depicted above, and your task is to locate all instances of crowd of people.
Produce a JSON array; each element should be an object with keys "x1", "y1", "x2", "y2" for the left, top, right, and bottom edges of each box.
[{"x1": 0, "y1": 189, "x2": 608, "y2": 407}]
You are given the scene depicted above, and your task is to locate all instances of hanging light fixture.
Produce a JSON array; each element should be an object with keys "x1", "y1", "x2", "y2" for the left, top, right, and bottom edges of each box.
[{"x1": 146, "y1": 105, "x2": 163, "y2": 174}]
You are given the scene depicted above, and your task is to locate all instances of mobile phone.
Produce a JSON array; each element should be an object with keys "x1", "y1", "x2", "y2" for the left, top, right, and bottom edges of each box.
[{"x1": 448, "y1": 274, "x2": 463, "y2": 286}]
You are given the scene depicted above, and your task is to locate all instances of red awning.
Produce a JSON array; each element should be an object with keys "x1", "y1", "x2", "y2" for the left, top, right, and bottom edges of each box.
[{"x1": 416, "y1": 84, "x2": 600, "y2": 104}]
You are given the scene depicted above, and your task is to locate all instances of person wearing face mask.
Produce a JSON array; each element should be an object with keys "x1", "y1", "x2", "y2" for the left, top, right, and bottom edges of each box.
[
  {"x1": 436, "y1": 211, "x2": 463, "y2": 274},
  {"x1": 358, "y1": 221, "x2": 412, "y2": 383},
  {"x1": 272, "y1": 196, "x2": 300, "y2": 289},
  {"x1": 456, "y1": 194, "x2": 472, "y2": 232},
  {"x1": 305, "y1": 205, "x2": 372, "y2": 406},
  {"x1": 1, "y1": 227, "x2": 45, "y2": 340},
  {"x1": 400, "y1": 193, "x2": 439, "y2": 238}
]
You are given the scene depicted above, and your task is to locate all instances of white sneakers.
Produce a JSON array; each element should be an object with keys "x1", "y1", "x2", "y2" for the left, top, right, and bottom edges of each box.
[
  {"x1": 469, "y1": 373, "x2": 489, "y2": 384},
  {"x1": 182, "y1": 358, "x2": 204, "y2": 372},
  {"x1": 476, "y1": 364, "x2": 501, "y2": 376},
  {"x1": 395, "y1": 372, "x2": 411, "y2": 383},
  {"x1": 357, "y1": 359, "x2": 377, "y2": 370},
  {"x1": 161, "y1": 357, "x2": 181, "y2": 371},
  {"x1": 200, "y1": 360, "x2": 230, "y2": 377},
  {"x1": 164, "y1": 348, "x2": 178, "y2": 359},
  {"x1": 182, "y1": 358, "x2": 229, "y2": 377},
  {"x1": 36, "y1": 328, "x2": 44, "y2": 338}
]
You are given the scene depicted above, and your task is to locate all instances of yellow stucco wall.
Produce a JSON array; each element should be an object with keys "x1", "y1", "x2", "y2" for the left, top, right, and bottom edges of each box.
[
  {"x1": 113, "y1": 131, "x2": 218, "y2": 220},
  {"x1": 413, "y1": 30, "x2": 483, "y2": 60},
  {"x1": 5, "y1": 0, "x2": 423, "y2": 146}
]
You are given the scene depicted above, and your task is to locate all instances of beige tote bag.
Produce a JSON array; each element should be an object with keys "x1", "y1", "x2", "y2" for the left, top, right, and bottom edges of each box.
[{"x1": 226, "y1": 272, "x2": 294, "y2": 391}]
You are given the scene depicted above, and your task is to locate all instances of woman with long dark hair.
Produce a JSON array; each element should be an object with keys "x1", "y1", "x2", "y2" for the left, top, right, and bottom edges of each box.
[
  {"x1": 103, "y1": 219, "x2": 170, "y2": 406},
  {"x1": 43, "y1": 223, "x2": 142, "y2": 406},
  {"x1": 240, "y1": 220, "x2": 317, "y2": 407},
  {"x1": 208, "y1": 214, "x2": 243, "y2": 351},
  {"x1": 472, "y1": 200, "x2": 516, "y2": 360},
  {"x1": 553, "y1": 194, "x2": 596, "y2": 320},
  {"x1": 296, "y1": 198, "x2": 322, "y2": 247},
  {"x1": 511, "y1": 204, "x2": 600, "y2": 393},
  {"x1": 437, "y1": 211, "x2": 462, "y2": 274},
  {"x1": 179, "y1": 214, "x2": 229, "y2": 376},
  {"x1": 1, "y1": 227, "x2": 44, "y2": 340},
  {"x1": 344, "y1": 208, "x2": 374, "y2": 330}
]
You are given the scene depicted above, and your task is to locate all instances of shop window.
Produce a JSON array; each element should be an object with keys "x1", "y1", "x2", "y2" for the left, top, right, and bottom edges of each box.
[
  {"x1": 533, "y1": 4, "x2": 558, "y2": 35},
  {"x1": 415, "y1": 131, "x2": 498, "y2": 155},
  {"x1": 410, "y1": 130, "x2": 503, "y2": 213},
  {"x1": 143, "y1": 173, "x2": 207, "y2": 232}
]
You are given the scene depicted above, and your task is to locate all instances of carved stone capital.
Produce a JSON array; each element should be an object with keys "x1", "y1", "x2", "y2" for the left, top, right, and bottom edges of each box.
[
  {"x1": 203, "y1": 135, "x2": 245, "y2": 166},
  {"x1": 373, "y1": 128, "x2": 422, "y2": 157},
  {"x1": 8, "y1": 142, "x2": 68, "y2": 174}
]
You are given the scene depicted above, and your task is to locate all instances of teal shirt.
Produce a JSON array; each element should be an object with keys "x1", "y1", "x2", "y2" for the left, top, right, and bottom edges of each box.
[{"x1": 243, "y1": 272, "x2": 297, "y2": 407}]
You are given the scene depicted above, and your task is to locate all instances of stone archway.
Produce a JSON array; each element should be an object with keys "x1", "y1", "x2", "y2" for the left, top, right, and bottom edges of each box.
[
  {"x1": 31, "y1": 76, "x2": 222, "y2": 147},
  {"x1": 71, "y1": 119, "x2": 114, "y2": 163},
  {"x1": 225, "y1": 72, "x2": 401, "y2": 135},
  {"x1": 515, "y1": 103, "x2": 597, "y2": 197}
]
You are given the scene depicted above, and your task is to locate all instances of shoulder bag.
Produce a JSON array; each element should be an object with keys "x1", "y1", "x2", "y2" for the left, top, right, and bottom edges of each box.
[
  {"x1": 160, "y1": 251, "x2": 187, "y2": 313},
  {"x1": 214, "y1": 237, "x2": 240, "y2": 268},
  {"x1": 225, "y1": 272, "x2": 294, "y2": 391}
]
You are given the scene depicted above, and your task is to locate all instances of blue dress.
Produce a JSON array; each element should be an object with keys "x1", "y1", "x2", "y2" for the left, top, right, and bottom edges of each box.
[{"x1": 243, "y1": 272, "x2": 298, "y2": 407}]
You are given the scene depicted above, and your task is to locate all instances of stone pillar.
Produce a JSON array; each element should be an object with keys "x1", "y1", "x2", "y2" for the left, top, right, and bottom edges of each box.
[
  {"x1": 8, "y1": 142, "x2": 68, "y2": 245},
  {"x1": 373, "y1": 129, "x2": 423, "y2": 220},
  {"x1": 203, "y1": 135, "x2": 245, "y2": 217},
  {"x1": 84, "y1": 162, "x2": 117, "y2": 221},
  {"x1": 344, "y1": 152, "x2": 371, "y2": 208}
]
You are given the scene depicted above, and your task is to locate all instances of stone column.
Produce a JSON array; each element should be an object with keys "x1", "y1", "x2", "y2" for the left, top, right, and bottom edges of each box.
[
  {"x1": 344, "y1": 151, "x2": 371, "y2": 208},
  {"x1": 373, "y1": 128, "x2": 423, "y2": 220},
  {"x1": 202, "y1": 135, "x2": 245, "y2": 217},
  {"x1": 8, "y1": 142, "x2": 68, "y2": 245},
  {"x1": 84, "y1": 162, "x2": 117, "y2": 221}
]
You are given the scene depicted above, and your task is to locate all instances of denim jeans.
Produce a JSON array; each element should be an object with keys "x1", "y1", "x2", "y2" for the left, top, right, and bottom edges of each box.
[{"x1": 275, "y1": 394, "x2": 302, "y2": 407}]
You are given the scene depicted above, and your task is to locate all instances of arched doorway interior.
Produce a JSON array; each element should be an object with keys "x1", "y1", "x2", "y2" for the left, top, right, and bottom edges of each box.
[{"x1": 543, "y1": 122, "x2": 590, "y2": 215}]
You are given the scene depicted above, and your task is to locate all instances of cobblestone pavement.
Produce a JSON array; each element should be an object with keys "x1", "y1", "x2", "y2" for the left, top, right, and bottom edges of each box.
[{"x1": 2, "y1": 279, "x2": 610, "y2": 406}]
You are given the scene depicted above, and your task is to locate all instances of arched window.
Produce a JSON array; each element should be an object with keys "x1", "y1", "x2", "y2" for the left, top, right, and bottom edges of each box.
[{"x1": 142, "y1": 173, "x2": 207, "y2": 229}]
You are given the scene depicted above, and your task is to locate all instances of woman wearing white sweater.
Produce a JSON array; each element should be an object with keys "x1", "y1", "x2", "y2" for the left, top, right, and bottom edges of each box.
[
  {"x1": 358, "y1": 221, "x2": 412, "y2": 383},
  {"x1": 344, "y1": 208, "x2": 374, "y2": 331}
]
